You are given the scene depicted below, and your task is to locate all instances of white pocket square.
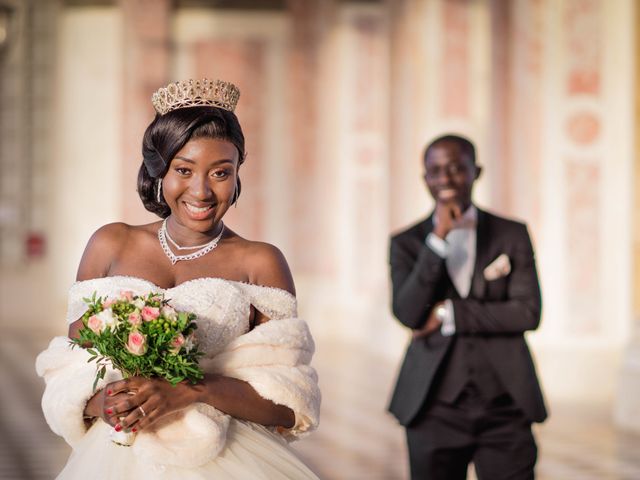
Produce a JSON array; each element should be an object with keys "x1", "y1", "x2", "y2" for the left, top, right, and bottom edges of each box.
[{"x1": 483, "y1": 254, "x2": 511, "y2": 281}]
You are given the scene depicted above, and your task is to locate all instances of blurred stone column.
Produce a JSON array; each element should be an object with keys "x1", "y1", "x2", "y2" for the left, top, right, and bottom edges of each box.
[
  {"x1": 387, "y1": 0, "x2": 422, "y2": 232},
  {"x1": 614, "y1": 2, "x2": 640, "y2": 431},
  {"x1": 119, "y1": 0, "x2": 171, "y2": 225},
  {"x1": 285, "y1": 0, "x2": 332, "y2": 275},
  {"x1": 614, "y1": 158, "x2": 640, "y2": 433}
]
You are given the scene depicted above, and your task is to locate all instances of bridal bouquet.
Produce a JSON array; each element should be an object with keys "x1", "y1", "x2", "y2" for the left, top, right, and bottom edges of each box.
[{"x1": 70, "y1": 290, "x2": 204, "y2": 445}]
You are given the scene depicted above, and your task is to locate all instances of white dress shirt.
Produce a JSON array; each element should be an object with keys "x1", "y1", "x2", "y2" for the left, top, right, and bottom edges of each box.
[{"x1": 425, "y1": 206, "x2": 478, "y2": 336}]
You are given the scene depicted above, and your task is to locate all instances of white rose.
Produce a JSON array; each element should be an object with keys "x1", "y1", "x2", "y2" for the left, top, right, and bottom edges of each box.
[
  {"x1": 161, "y1": 306, "x2": 177, "y2": 321},
  {"x1": 96, "y1": 308, "x2": 117, "y2": 330},
  {"x1": 133, "y1": 298, "x2": 145, "y2": 309},
  {"x1": 184, "y1": 333, "x2": 196, "y2": 353}
]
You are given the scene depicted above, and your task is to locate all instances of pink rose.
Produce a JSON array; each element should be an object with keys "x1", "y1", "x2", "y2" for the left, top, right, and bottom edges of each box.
[
  {"x1": 120, "y1": 290, "x2": 134, "y2": 302},
  {"x1": 103, "y1": 298, "x2": 115, "y2": 308},
  {"x1": 141, "y1": 306, "x2": 160, "y2": 321},
  {"x1": 128, "y1": 311, "x2": 142, "y2": 326},
  {"x1": 87, "y1": 309, "x2": 115, "y2": 333},
  {"x1": 169, "y1": 333, "x2": 185, "y2": 354},
  {"x1": 126, "y1": 331, "x2": 147, "y2": 356},
  {"x1": 87, "y1": 315, "x2": 104, "y2": 333}
]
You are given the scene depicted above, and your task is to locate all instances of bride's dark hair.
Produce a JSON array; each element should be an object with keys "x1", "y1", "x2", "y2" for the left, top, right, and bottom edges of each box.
[{"x1": 137, "y1": 106, "x2": 246, "y2": 218}]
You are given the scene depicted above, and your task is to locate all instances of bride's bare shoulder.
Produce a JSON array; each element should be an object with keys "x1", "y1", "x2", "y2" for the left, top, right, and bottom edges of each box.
[
  {"x1": 230, "y1": 234, "x2": 295, "y2": 295},
  {"x1": 76, "y1": 222, "x2": 160, "y2": 280}
]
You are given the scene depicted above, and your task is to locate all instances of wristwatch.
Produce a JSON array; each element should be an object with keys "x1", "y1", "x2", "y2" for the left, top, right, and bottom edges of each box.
[{"x1": 434, "y1": 303, "x2": 447, "y2": 322}]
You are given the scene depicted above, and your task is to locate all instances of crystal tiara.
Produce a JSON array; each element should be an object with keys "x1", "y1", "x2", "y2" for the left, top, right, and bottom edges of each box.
[{"x1": 151, "y1": 79, "x2": 241, "y2": 115}]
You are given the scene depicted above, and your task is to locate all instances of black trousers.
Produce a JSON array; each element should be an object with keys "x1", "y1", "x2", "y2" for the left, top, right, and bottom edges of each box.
[{"x1": 406, "y1": 385, "x2": 537, "y2": 480}]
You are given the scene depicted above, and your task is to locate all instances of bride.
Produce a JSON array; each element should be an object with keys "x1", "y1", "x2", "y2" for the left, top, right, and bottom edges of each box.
[{"x1": 36, "y1": 79, "x2": 320, "y2": 479}]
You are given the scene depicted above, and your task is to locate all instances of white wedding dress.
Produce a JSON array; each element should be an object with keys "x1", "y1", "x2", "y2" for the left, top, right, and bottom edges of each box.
[{"x1": 36, "y1": 276, "x2": 320, "y2": 480}]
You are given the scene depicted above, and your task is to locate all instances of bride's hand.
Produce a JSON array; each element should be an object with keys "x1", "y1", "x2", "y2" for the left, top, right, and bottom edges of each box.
[
  {"x1": 84, "y1": 383, "x2": 136, "y2": 428},
  {"x1": 106, "y1": 377, "x2": 198, "y2": 432}
]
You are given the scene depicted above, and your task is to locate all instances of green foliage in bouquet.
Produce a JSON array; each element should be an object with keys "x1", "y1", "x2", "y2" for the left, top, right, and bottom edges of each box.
[{"x1": 70, "y1": 291, "x2": 204, "y2": 390}]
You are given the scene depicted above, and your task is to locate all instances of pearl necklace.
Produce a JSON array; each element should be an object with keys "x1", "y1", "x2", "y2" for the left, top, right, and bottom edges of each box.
[{"x1": 158, "y1": 219, "x2": 225, "y2": 265}]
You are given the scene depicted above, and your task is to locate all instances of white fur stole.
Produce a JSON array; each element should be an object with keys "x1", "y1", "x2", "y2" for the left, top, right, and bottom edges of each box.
[{"x1": 35, "y1": 317, "x2": 320, "y2": 468}]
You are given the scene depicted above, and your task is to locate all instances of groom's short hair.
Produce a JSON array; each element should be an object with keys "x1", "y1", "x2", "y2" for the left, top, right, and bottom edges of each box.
[{"x1": 423, "y1": 134, "x2": 477, "y2": 165}]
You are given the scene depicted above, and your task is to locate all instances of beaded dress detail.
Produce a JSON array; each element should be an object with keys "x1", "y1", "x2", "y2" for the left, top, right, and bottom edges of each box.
[{"x1": 66, "y1": 277, "x2": 261, "y2": 356}]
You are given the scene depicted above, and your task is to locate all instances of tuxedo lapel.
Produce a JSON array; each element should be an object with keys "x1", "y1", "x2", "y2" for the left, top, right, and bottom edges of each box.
[
  {"x1": 410, "y1": 215, "x2": 434, "y2": 250},
  {"x1": 422, "y1": 215, "x2": 434, "y2": 238},
  {"x1": 470, "y1": 209, "x2": 490, "y2": 299}
]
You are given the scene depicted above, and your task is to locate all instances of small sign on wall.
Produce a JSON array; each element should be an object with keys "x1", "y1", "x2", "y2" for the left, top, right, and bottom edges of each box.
[{"x1": 25, "y1": 232, "x2": 46, "y2": 259}]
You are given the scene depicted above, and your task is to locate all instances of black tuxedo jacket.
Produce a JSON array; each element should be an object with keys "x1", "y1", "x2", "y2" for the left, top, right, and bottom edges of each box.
[{"x1": 388, "y1": 208, "x2": 547, "y2": 426}]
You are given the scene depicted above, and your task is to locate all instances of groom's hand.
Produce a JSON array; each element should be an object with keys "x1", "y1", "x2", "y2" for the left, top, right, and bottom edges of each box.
[
  {"x1": 412, "y1": 304, "x2": 443, "y2": 339},
  {"x1": 433, "y1": 201, "x2": 462, "y2": 239}
]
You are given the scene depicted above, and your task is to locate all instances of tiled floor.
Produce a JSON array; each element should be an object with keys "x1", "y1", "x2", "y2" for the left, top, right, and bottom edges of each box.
[{"x1": 3, "y1": 330, "x2": 640, "y2": 479}]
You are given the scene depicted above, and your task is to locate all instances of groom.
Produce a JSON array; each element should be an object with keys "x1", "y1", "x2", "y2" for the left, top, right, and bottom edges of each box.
[{"x1": 388, "y1": 134, "x2": 547, "y2": 479}]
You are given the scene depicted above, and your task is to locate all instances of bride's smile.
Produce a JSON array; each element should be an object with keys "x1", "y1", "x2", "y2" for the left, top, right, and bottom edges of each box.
[{"x1": 162, "y1": 137, "x2": 239, "y2": 243}]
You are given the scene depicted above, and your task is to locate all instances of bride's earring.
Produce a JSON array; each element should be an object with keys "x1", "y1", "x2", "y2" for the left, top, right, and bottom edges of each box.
[
  {"x1": 232, "y1": 181, "x2": 239, "y2": 207},
  {"x1": 156, "y1": 179, "x2": 163, "y2": 204}
]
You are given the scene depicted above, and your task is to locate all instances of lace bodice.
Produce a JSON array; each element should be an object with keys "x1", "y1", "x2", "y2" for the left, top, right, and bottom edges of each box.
[{"x1": 66, "y1": 276, "x2": 298, "y2": 357}]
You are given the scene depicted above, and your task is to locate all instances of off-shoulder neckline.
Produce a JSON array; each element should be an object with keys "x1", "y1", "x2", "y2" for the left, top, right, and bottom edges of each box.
[{"x1": 71, "y1": 275, "x2": 296, "y2": 299}]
